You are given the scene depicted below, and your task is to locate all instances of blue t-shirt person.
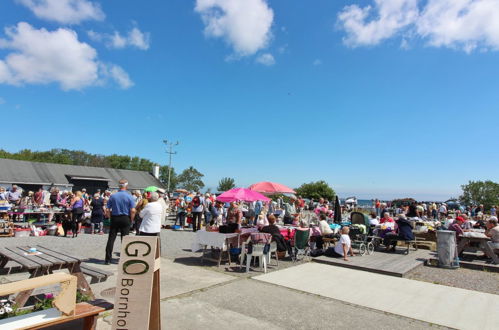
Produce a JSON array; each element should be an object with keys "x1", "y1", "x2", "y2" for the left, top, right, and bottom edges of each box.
[{"x1": 107, "y1": 190, "x2": 135, "y2": 216}]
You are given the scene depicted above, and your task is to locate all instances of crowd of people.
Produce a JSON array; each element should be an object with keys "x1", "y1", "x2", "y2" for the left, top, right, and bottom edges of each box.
[
  {"x1": 2, "y1": 183, "x2": 498, "y2": 264},
  {"x1": 372, "y1": 199, "x2": 496, "y2": 221}
]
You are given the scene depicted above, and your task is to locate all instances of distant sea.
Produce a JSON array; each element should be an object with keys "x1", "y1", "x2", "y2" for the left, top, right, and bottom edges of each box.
[
  {"x1": 340, "y1": 199, "x2": 373, "y2": 207},
  {"x1": 357, "y1": 199, "x2": 373, "y2": 207}
]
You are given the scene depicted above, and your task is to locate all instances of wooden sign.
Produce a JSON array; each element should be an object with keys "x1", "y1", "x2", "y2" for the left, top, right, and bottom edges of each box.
[{"x1": 112, "y1": 236, "x2": 161, "y2": 330}]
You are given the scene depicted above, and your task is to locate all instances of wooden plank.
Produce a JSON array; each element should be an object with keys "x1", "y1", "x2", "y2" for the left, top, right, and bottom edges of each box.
[
  {"x1": 0, "y1": 247, "x2": 43, "y2": 269},
  {"x1": 80, "y1": 264, "x2": 113, "y2": 276},
  {"x1": 9, "y1": 247, "x2": 57, "y2": 268},
  {"x1": 313, "y1": 250, "x2": 428, "y2": 277},
  {"x1": 0, "y1": 273, "x2": 75, "y2": 295},
  {"x1": 18, "y1": 246, "x2": 66, "y2": 266},
  {"x1": 35, "y1": 246, "x2": 82, "y2": 263}
]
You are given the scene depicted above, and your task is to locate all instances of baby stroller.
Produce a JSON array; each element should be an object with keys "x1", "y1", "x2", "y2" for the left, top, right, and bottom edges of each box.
[{"x1": 348, "y1": 212, "x2": 375, "y2": 255}]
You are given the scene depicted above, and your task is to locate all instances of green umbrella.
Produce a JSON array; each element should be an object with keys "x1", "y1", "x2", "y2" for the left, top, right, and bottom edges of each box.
[{"x1": 144, "y1": 186, "x2": 159, "y2": 192}]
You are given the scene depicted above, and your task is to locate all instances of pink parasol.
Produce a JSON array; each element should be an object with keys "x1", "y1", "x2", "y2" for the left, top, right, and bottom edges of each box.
[
  {"x1": 248, "y1": 181, "x2": 296, "y2": 194},
  {"x1": 216, "y1": 188, "x2": 270, "y2": 203}
]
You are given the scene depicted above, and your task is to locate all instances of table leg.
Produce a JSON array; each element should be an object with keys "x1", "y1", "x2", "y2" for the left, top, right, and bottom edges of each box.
[
  {"x1": 201, "y1": 245, "x2": 207, "y2": 264},
  {"x1": 457, "y1": 238, "x2": 468, "y2": 255},
  {"x1": 70, "y1": 263, "x2": 95, "y2": 299},
  {"x1": 14, "y1": 267, "x2": 43, "y2": 307},
  {"x1": 83, "y1": 315, "x2": 97, "y2": 330},
  {"x1": 0, "y1": 256, "x2": 8, "y2": 269}
]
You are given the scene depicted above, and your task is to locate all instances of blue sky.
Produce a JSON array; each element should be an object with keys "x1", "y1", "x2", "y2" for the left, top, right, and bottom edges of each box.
[{"x1": 1, "y1": 0, "x2": 498, "y2": 201}]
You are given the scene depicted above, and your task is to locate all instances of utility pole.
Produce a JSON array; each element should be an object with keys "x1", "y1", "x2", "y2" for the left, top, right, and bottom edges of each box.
[{"x1": 163, "y1": 140, "x2": 179, "y2": 193}]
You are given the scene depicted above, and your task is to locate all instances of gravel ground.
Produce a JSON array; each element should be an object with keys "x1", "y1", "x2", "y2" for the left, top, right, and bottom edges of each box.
[{"x1": 406, "y1": 265, "x2": 499, "y2": 295}]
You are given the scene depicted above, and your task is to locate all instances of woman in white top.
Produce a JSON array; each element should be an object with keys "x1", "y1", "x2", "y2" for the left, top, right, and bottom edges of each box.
[
  {"x1": 334, "y1": 226, "x2": 354, "y2": 261},
  {"x1": 255, "y1": 204, "x2": 269, "y2": 227},
  {"x1": 139, "y1": 192, "x2": 163, "y2": 236},
  {"x1": 369, "y1": 212, "x2": 379, "y2": 226}
]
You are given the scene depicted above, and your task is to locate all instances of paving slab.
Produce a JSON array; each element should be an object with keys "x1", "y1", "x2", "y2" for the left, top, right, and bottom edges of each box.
[
  {"x1": 90, "y1": 257, "x2": 236, "y2": 304},
  {"x1": 70, "y1": 277, "x2": 438, "y2": 330},
  {"x1": 254, "y1": 262, "x2": 499, "y2": 330}
]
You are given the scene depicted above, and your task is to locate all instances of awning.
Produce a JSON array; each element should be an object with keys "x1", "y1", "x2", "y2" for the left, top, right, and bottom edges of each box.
[{"x1": 68, "y1": 176, "x2": 110, "y2": 182}]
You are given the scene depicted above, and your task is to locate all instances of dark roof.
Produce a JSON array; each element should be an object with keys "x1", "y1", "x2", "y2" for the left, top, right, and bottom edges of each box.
[{"x1": 0, "y1": 158, "x2": 164, "y2": 190}]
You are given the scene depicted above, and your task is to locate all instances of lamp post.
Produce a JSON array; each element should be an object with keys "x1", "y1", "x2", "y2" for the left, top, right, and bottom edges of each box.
[{"x1": 163, "y1": 140, "x2": 179, "y2": 193}]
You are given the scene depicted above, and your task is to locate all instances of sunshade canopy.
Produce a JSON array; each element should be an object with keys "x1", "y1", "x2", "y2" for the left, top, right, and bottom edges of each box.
[
  {"x1": 217, "y1": 188, "x2": 270, "y2": 203},
  {"x1": 248, "y1": 181, "x2": 295, "y2": 194}
]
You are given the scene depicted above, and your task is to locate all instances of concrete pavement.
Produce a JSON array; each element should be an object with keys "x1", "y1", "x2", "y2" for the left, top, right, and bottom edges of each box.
[{"x1": 254, "y1": 262, "x2": 499, "y2": 330}]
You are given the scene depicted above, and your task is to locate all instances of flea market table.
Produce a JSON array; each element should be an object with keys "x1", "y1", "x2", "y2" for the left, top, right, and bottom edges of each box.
[
  {"x1": 0, "y1": 245, "x2": 94, "y2": 307},
  {"x1": 191, "y1": 230, "x2": 239, "y2": 267}
]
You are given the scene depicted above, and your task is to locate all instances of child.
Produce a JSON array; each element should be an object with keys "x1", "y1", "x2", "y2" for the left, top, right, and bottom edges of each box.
[{"x1": 333, "y1": 226, "x2": 354, "y2": 261}]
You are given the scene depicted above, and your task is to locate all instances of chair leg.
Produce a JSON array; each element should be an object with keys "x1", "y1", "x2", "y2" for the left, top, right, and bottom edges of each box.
[
  {"x1": 263, "y1": 256, "x2": 267, "y2": 273},
  {"x1": 246, "y1": 254, "x2": 251, "y2": 272}
]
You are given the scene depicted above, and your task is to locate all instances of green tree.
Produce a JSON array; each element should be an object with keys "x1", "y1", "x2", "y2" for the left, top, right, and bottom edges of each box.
[
  {"x1": 159, "y1": 166, "x2": 177, "y2": 191},
  {"x1": 459, "y1": 180, "x2": 499, "y2": 210},
  {"x1": 176, "y1": 166, "x2": 205, "y2": 192},
  {"x1": 217, "y1": 177, "x2": 235, "y2": 192},
  {"x1": 294, "y1": 181, "x2": 335, "y2": 201}
]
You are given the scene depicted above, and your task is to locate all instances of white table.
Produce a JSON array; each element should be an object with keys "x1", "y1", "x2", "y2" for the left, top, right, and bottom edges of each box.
[{"x1": 191, "y1": 230, "x2": 239, "y2": 267}]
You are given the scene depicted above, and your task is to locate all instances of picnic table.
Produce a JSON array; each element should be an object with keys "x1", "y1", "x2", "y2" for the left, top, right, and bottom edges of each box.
[
  {"x1": 0, "y1": 245, "x2": 94, "y2": 307},
  {"x1": 457, "y1": 233, "x2": 490, "y2": 255}
]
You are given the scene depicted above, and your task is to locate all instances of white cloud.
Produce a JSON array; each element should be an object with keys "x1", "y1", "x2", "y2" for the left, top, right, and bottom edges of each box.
[
  {"x1": 338, "y1": 0, "x2": 419, "y2": 47},
  {"x1": 195, "y1": 0, "x2": 274, "y2": 56},
  {"x1": 255, "y1": 53, "x2": 275, "y2": 66},
  {"x1": 0, "y1": 22, "x2": 132, "y2": 90},
  {"x1": 338, "y1": 0, "x2": 499, "y2": 53},
  {"x1": 313, "y1": 59, "x2": 322, "y2": 66},
  {"x1": 416, "y1": 0, "x2": 499, "y2": 52},
  {"x1": 104, "y1": 64, "x2": 134, "y2": 89},
  {"x1": 110, "y1": 31, "x2": 127, "y2": 49},
  {"x1": 88, "y1": 27, "x2": 150, "y2": 50},
  {"x1": 128, "y1": 27, "x2": 150, "y2": 50},
  {"x1": 17, "y1": 0, "x2": 105, "y2": 24}
]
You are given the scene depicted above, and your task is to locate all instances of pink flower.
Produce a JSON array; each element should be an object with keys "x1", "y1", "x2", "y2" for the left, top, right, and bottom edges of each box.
[{"x1": 45, "y1": 293, "x2": 54, "y2": 300}]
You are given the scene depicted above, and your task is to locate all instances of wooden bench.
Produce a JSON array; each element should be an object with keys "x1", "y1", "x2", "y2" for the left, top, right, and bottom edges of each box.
[
  {"x1": 396, "y1": 237, "x2": 422, "y2": 254},
  {"x1": 33, "y1": 300, "x2": 114, "y2": 330},
  {"x1": 80, "y1": 264, "x2": 113, "y2": 284}
]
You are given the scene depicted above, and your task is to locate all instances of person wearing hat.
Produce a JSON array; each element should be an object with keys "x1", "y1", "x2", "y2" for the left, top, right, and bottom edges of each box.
[
  {"x1": 449, "y1": 216, "x2": 464, "y2": 235},
  {"x1": 139, "y1": 192, "x2": 163, "y2": 236}
]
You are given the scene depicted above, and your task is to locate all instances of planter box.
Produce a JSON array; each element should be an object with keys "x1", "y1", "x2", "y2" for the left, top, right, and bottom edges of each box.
[{"x1": 0, "y1": 308, "x2": 62, "y2": 329}]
